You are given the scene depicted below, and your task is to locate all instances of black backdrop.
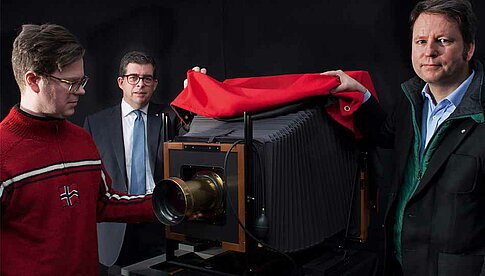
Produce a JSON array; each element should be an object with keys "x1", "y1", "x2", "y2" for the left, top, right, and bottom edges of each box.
[
  {"x1": 4, "y1": 0, "x2": 484, "y2": 126},
  {"x1": 1, "y1": 0, "x2": 484, "y2": 270}
]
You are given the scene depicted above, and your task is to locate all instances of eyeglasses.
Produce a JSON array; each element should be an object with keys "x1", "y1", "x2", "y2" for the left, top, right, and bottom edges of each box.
[
  {"x1": 122, "y1": 74, "x2": 155, "y2": 85},
  {"x1": 47, "y1": 75, "x2": 89, "y2": 93}
]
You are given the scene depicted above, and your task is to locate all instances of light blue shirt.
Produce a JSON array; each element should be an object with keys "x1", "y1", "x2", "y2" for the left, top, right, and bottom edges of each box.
[
  {"x1": 363, "y1": 90, "x2": 371, "y2": 102},
  {"x1": 420, "y1": 71, "x2": 475, "y2": 159},
  {"x1": 362, "y1": 71, "x2": 474, "y2": 154}
]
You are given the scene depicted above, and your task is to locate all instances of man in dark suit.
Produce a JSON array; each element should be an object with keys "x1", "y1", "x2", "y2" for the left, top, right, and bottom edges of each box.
[{"x1": 84, "y1": 51, "x2": 173, "y2": 274}]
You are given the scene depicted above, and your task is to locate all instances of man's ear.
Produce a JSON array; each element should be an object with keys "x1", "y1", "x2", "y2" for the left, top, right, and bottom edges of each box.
[
  {"x1": 153, "y1": 79, "x2": 158, "y2": 91},
  {"x1": 465, "y1": 41, "x2": 475, "y2": 61},
  {"x1": 25, "y1": 71, "x2": 41, "y2": 93},
  {"x1": 117, "y1": 76, "x2": 124, "y2": 90}
]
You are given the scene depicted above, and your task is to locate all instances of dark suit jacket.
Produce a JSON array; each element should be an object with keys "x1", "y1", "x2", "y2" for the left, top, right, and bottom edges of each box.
[
  {"x1": 357, "y1": 61, "x2": 485, "y2": 275},
  {"x1": 83, "y1": 102, "x2": 176, "y2": 266}
]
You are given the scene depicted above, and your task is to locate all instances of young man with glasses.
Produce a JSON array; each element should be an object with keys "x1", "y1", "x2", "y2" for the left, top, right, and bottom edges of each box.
[
  {"x1": 84, "y1": 51, "x2": 176, "y2": 273},
  {"x1": 0, "y1": 24, "x2": 157, "y2": 276}
]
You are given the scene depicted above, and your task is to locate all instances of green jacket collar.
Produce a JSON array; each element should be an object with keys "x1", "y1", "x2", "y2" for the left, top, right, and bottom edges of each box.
[{"x1": 402, "y1": 60, "x2": 484, "y2": 123}]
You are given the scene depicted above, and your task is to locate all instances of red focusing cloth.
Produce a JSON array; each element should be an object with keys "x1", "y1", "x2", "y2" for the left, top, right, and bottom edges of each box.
[{"x1": 171, "y1": 70, "x2": 378, "y2": 138}]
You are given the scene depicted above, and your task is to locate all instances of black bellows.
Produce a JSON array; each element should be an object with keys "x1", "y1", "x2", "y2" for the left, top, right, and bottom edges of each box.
[{"x1": 172, "y1": 104, "x2": 360, "y2": 253}]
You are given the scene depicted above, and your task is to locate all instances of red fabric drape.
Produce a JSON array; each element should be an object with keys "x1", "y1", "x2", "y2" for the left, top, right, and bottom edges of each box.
[{"x1": 171, "y1": 70, "x2": 377, "y2": 138}]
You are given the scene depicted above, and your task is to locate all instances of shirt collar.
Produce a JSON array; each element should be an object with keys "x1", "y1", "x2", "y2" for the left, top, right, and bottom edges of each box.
[
  {"x1": 121, "y1": 99, "x2": 149, "y2": 117},
  {"x1": 421, "y1": 70, "x2": 475, "y2": 107}
]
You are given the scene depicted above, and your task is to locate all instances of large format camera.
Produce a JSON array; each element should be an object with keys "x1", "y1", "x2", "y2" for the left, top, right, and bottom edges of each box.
[{"x1": 152, "y1": 102, "x2": 371, "y2": 274}]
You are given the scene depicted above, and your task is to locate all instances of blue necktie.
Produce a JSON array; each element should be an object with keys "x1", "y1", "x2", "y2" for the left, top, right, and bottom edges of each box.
[{"x1": 130, "y1": 110, "x2": 146, "y2": 194}]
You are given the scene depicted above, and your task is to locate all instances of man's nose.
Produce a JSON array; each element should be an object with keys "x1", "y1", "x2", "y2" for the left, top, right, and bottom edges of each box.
[
  {"x1": 424, "y1": 41, "x2": 439, "y2": 57},
  {"x1": 136, "y1": 78, "x2": 146, "y2": 87},
  {"x1": 74, "y1": 86, "x2": 86, "y2": 95}
]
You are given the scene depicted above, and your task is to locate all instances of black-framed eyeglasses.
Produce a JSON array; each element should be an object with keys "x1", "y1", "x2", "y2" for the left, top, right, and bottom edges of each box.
[
  {"x1": 47, "y1": 75, "x2": 89, "y2": 93},
  {"x1": 122, "y1": 74, "x2": 155, "y2": 85}
]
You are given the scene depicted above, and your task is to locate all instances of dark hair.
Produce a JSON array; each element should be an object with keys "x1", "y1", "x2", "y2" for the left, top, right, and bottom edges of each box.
[
  {"x1": 119, "y1": 51, "x2": 157, "y2": 78},
  {"x1": 410, "y1": 0, "x2": 478, "y2": 54},
  {"x1": 11, "y1": 24, "x2": 85, "y2": 89}
]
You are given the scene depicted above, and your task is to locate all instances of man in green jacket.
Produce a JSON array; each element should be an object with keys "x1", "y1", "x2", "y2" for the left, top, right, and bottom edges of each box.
[{"x1": 324, "y1": 0, "x2": 484, "y2": 275}]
